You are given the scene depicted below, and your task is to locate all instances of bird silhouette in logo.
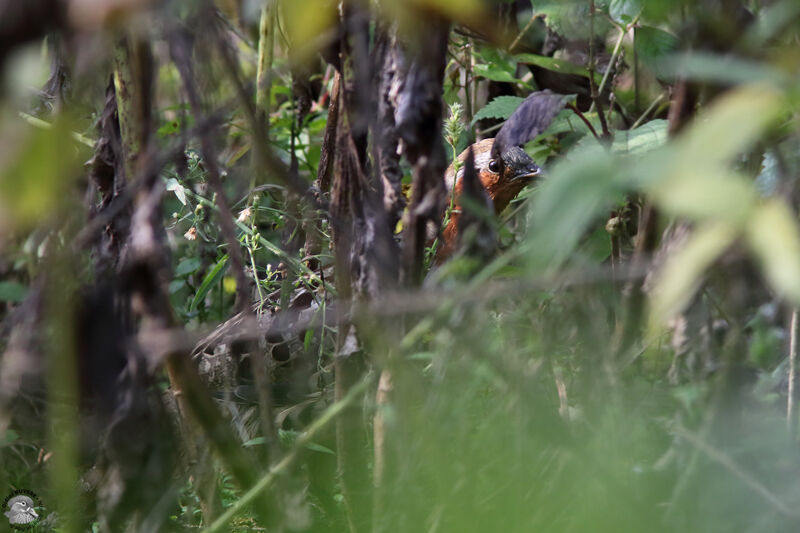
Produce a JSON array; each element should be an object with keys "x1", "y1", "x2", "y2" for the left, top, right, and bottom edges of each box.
[{"x1": 5, "y1": 494, "x2": 38, "y2": 525}]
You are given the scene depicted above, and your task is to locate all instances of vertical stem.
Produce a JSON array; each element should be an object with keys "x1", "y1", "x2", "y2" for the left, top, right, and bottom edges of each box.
[
  {"x1": 633, "y1": 26, "x2": 640, "y2": 114},
  {"x1": 47, "y1": 261, "x2": 79, "y2": 533},
  {"x1": 593, "y1": 19, "x2": 633, "y2": 109},
  {"x1": 469, "y1": 39, "x2": 477, "y2": 128},
  {"x1": 587, "y1": 0, "x2": 611, "y2": 139},
  {"x1": 113, "y1": 35, "x2": 150, "y2": 181},
  {"x1": 788, "y1": 308, "x2": 799, "y2": 437},
  {"x1": 256, "y1": 0, "x2": 277, "y2": 128},
  {"x1": 462, "y1": 38, "x2": 472, "y2": 125}
]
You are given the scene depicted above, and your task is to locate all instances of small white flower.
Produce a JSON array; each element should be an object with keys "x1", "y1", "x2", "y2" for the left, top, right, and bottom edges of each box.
[{"x1": 237, "y1": 207, "x2": 252, "y2": 223}]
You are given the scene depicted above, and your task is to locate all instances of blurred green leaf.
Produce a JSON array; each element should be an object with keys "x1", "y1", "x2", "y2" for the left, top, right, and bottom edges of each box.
[
  {"x1": 280, "y1": 0, "x2": 338, "y2": 60},
  {"x1": 175, "y1": 257, "x2": 202, "y2": 277},
  {"x1": 513, "y1": 53, "x2": 598, "y2": 81},
  {"x1": 649, "y1": 223, "x2": 736, "y2": 326},
  {"x1": 472, "y1": 96, "x2": 524, "y2": 124},
  {"x1": 1, "y1": 429, "x2": 19, "y2": 446},
  {"x1": 746, "y1": 200, "x2": 800, "y2": 304},
  {"x1": 609, "y1": 0, "x2": 641, "y2": 24},
  {"x1": 168, "y1": 279, "x2": 185, "y2": 295},
  {"x1": 675, "y1": 84, "x2": 783, "y2": 164},
  {"x1": 277, "y1": 429, "x2": 335, "y2": 455},
  {"x1": 659, "y1": 53, "x2": 789, "y2": 87},
  {"x1": 648, "y1": 170, "x2": 756, "y2": 224},
  {"x1": 634, "y1": 25, "x2": 679, "y2": 80},
  {"x1": 533, "y1": 0, "x2": 612, "y2": 40},
  {"x1": 641, "y1": 84, "x2": 783, "y2": 223},
  {"x1": 0, "y1": 281, "x2": 28, "y2": 302},
  {"x1": 0, "y1": 117, "x2": 84, "y2": 229},
  {"x1": 745, "y1": 0, "x2": 800, "y2": 47},
  {"x1": 474, "y1": 64, "x2": 523, "y2": 85},
  {"x1": 526, "y1": 144, "x2": 624, "y2": 271},
  {"x1": 611, "y1": 119, "x2": 668, "y2": 155}
]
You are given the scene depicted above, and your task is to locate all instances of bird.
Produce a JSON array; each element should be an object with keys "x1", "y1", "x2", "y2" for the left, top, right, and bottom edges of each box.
[
  {"x1": 4, "y1": 494, "x2": 39, "y2": 525},
  {"x1": 435, "y1": 138, "x2": 542, "y2": 263}
]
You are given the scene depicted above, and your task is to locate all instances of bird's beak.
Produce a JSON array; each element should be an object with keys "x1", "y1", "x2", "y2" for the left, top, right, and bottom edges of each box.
[{"x1": 512, "y1": 164, "x2": 542, "y2": 181}]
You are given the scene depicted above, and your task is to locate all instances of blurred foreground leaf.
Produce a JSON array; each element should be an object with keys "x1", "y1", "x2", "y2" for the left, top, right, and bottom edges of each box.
[
  {"x1": 0, "y1": 281, "x2": 28, "y2": 302},
  {"x1": 649, "y1": 223, "x2": 736, "y2": 327},
  {"x1": 0, "y1": 116, "x2": 85, "y2": 230},
  {"x1": 746, "y1": 200, "x2": 800, "y2": 304},
  {"x1": 526, "y1": 144, "x2": 623, "y2": 271},
  {"x1": 611, "y1": 119, "x2": 668, "y2": 155}
]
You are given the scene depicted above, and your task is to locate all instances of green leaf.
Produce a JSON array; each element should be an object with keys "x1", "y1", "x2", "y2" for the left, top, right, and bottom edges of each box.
[
  {"x1": 639, "y1": 84, "x2": 783, "y2": 225},
  {"x1": 304, "y1": 442, "x2": 336, "y2": 455},
  {"x1": 609, "y1": 0, "x2": 641, "y2": 24},
  {"x1": 0, "y1": 281, "x2": 28, "y2": 302},
  {"x1": 1, "y1": 429, "x2": 19, "y2": 446},
  {"x1": 678, "y1": 84, "x2": 783, "y2": 170},
  {"x1": 168, "y1": 279, "x2": 185, "y2": 295},
  {"x1": 649, "y1": 223, "x2": 737, "y2": 327},
  {"x1": 526, "y1": 144, "x2": 624, "y2": 271},
  {"x1": 189, "y1": 255, "x2": 229, "y2": 311},
  {"x1": 472, "y1": 96, "x2": 524, "y2": 124},
  {"x1": 175, "y1": 257, "x2": 202, "y2": 277},
  {"x1": 535, "y1": 106, "x2": 594, "y2": 140},
  {"x1": 474, "y1": 64, "x2": 521, "y2": 84},
  {"x1": 658, "y1": 52, "x2": 789, "y2": 87},
  {"x1": 243, "y1": 436, "x2": 266, "y2": 447},
  {"x1": 0, "y1": 117, "x2": 84, "y2": 229},
  {"x1": 533, "y1": 1, "x2": 612, "y2": 40},
  {"x1": 746, "y1": 200, "x2": 800, "y2": 304},
  {"x1": 513, "y1": 53, "x2": 596, "y2": 80},
  {"x1": 746, "y1": 0, "x2": 800, "y2": 47},
  {"x1": 611, "y1": 120, "x2": 668, "y2": 155},
  {"x1": 648, "y1": 170, "x2": 756, "y2": 225},
  {"x1": 277, "y1": 429, "x2": 335, "y2": 455},
  {"x1": 634, "y1": 25, "x2": 679, "y2": 80}
]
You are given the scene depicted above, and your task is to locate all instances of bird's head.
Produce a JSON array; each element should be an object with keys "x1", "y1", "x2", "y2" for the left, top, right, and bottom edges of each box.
[
  {"x1": 434, "y1": 138, "x2": 542, "y2": 264},
  {"x1": 444, "y1": 138, "x2": 541, "y2": 215}
]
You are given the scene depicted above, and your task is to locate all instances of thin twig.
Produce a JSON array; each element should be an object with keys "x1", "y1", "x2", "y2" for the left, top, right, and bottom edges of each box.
[
  {"x1": 256, "y1": 0, "x2": 276, "y2": 123},
  {"x1": 631, "y1": 92, "x2": 666, "y2": 129},
  {"x1": 788, "y1": 308, "x2": 799, "y2": 436},
  {"x1": 587, "y1": 0, "x2": 611, "y2": 139},
  {"x1": 509, "y1": 12, "x2": 543, "y2": 52},
  {"x1": 590, "y1": 17, "x2": 636, "y2": 113},
  {"x1": 18, "y1": 111, "x2": 96, "y2": 147},
  {"x1": 566, "y1": 103, "x2": 600, "y2": 139},
  {"x1": 673, "y1": 425, "x2": 800, "y2": 518}
]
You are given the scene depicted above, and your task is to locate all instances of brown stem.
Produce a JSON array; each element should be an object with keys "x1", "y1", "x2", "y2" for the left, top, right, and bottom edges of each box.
[
  {"x1": 587, "y1": 0, "x2": 611, "y2": 139},
  {"x1": 567, "y1": 103, "x2": 600, "y2": 139}
]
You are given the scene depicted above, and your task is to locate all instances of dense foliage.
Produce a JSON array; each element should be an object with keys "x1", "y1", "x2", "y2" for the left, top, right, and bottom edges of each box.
[{"x1": 2, "y1": 0, "x2": 800, "y2": 531}]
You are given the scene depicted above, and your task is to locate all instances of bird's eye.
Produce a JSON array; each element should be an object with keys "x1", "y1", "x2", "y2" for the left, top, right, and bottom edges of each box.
[{"x1": 488, "y1": 159, "x2": 500, "y2": 173}]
